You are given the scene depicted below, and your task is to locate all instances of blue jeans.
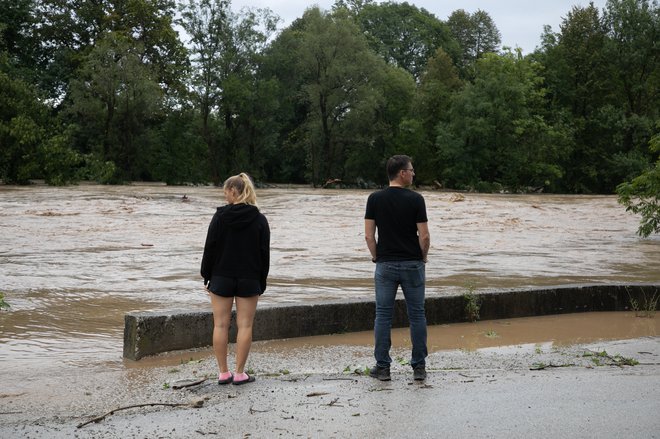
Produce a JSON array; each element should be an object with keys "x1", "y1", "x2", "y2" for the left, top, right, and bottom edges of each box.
[{"x1": 374, "y1": 260, "x2": 427, "y2": 368}]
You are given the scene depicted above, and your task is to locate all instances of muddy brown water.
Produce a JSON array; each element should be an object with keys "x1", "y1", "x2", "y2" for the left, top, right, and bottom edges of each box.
[{"x1": 1, "y1": 184, "x2": 659, "y2": 377}]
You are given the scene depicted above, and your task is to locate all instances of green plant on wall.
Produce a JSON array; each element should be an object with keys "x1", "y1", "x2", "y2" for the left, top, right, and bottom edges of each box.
[
  {"x1": 628, "y1": 287, "x2": 659, "y2": 318},
  {"x1": 463, "y1": 282, "x2": 481, "y2": 322},
  {"x1": 0, "y1": 292, "x2": 10, "y2": 310}
]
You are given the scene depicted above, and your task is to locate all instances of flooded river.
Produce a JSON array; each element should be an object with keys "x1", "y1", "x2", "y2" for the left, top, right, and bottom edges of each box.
[{"x1": 1, "y1": 184, "x2": 659, "y2": 375}]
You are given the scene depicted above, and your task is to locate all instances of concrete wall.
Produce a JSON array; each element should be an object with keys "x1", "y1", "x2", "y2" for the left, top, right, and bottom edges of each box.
[{"x1": 123, "y1": 283, "x2": 658, "y2": 360}]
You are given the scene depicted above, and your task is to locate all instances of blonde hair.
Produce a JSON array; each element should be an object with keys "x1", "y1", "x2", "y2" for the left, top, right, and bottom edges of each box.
[{"x1": 223, "y1": 172, "x2": 258, "y2": 206}]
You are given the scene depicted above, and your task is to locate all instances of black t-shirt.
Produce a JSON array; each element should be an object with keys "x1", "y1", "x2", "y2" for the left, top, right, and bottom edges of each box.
[{"x1": 365, "y1": 186, "x2": 428, "y2": 262}]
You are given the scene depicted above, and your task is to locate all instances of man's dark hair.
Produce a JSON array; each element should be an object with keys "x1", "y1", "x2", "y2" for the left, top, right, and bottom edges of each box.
[{"x1": 386, "y1": 155, "x2": 412, "y2": 181}]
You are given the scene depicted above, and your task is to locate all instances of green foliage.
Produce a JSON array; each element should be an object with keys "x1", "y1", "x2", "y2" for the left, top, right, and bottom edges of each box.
[
  {"x1": 535, "y1": 0, "x2": 657, "y2": 193},
  {"x1": 627, "y1": 286, "x2": 659, "y2": 318},
  {"x1": 177, "y1": 0, "x2": 279, "y2": 183},
  {"x1": 65, "y1": 32, "x2": 164, "y2": 182},
  {"x1": 0, "y1": 292, "x2": 10, "y2": 310},
  {"x1": 0, "y1": 0, "x2": 656, "y2": 191},
  {"x1": 39, "y1": 129, "x2": 82, "y2": 186},
  {"x1": 437, "y1": 50, "x2": 571, "y2": 191},
  {"x1": 447, "y1": 9, "x2": 501, "y2": 79},
  {"x1": 582, "y1": 350, "x2": 639, "y2": 366},
  {"x1": 484, "y1": 330, "x2": 499, "y2": 338},
  {"x1": 267, "y1": 7, "x2": 392, "y2": 185},
  {"x1": 395, "y1": 356, "x2": 410, "y2": 366},
  {"x1": 463, "y1": 283, "x2": 481, "y2": 322},
  {"x1": 617, "y1": 133, "x2": 660, "y2": 237},
  {"x1": 351, "y1": 1, "x2": 459, "y2": 81},
  {"x1": 0, "y1": 54, "x2": 52, "y2": 184}
]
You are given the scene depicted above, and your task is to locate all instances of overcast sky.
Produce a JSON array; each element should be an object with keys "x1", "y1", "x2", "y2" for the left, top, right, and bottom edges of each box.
[{"x1": 229, "y1": 0, "x2": 610, "y2": 54}]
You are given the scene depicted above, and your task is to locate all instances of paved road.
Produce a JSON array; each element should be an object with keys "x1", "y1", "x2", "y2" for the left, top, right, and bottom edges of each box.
[{"x1": 2, "y1": 336, "x2": 658, "y2": 438}]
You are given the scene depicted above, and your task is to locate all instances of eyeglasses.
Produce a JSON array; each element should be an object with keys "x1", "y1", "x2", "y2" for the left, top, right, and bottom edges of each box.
[{"x1": 402, "y1": 168, "x2": 414, "y2": 173}]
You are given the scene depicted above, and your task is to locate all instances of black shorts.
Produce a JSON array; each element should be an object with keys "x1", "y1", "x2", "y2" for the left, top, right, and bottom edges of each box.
[{"x1": 208, "y1": 275, "x2": 262, "y2": 297}]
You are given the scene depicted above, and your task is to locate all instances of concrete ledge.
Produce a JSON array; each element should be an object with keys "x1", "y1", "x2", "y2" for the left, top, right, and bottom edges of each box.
[{"x1": 123, "y1": 283, "x2": 659, "y2": 360}]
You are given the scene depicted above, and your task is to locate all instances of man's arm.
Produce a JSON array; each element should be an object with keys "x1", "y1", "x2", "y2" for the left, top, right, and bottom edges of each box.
[
  {"x1": 417, "y1": 222, "x2": 430, "y2": 263},
  {"x1": 365, "y1": 219, "x2": 377, "y2": 261}
]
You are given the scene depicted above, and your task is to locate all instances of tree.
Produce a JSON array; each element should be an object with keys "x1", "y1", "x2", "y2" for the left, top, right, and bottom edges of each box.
[
  {"x1": 32, "y1": 0, "x2": 187, "y2": 102},
  {"x1": 348, "y1": 1, "x2": 459, "y2": 81},
  {"x1": 178, "y1": 0, "x2": 278, "y2": 183},
  {"x1": 0, "y1": 0, "x2": 38, "y2": 75},
  {"x1": 66, "y1": 32, "x2": 163, "y2": 181},
  {"x1": 0, "y1": 59, "x2": 48, "y2": 183},
  {"x1": 604, "y1": 0, "x2": 659, "y2": 118},
  {"x1": 437, "y1": 51, "x2": 570, "y2": 191},
  {"x1": 447, "y1": 9, "x2": 501, "y2": 79},
  {"x1": 401, "y1": 48, "x2": 463, "y2": 183},
  {"x1": 345, "y1": 64, "x2": 416, "y2": 185},
  {"x1": 617, "y1": 131, "x2": 660, "y2": 237},
  {"x1": 150, "y1": 107, "x2": 208, "y2": 185},
  {"x1": 0, "y1": 49, "x2": 93, "y2": 185},
  {"x1": 536, "y1": 1, "x2": 657, "y2": 193},
  {"x1": 602, "y1": 0, "x2": 659, "y2": 187},
  {"x1": 267, "y1": 7, "x2": 392, "y2": 185}
]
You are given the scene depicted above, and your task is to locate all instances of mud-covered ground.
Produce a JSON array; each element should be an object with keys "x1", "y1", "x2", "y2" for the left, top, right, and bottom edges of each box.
[{"x1": 2, "y1": 336, "x2": 658, "y2": 438}]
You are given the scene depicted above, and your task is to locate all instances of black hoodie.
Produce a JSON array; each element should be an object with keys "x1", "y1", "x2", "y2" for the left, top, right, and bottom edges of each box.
[{"x1": 201, "y1": 203, "x2": 270, "y2": 293}]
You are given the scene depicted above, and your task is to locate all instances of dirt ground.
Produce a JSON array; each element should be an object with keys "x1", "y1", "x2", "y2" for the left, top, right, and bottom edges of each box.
[{"x1": 1, "y1": 336, "x2": 659, "y2": 438}]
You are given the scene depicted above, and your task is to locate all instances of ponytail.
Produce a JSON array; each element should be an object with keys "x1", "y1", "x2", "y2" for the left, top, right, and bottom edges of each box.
[{"x1": 223, "y1": 172, "x2": 258, "y2": 207}]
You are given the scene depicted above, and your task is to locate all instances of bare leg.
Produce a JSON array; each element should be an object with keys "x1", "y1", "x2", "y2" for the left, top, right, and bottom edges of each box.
[
  {"x1": 234, "y1": 295, "x2": 259, "y2": 374},
  {"x1": 209, "y1": 292, "x2": 234, "y2": 373}
]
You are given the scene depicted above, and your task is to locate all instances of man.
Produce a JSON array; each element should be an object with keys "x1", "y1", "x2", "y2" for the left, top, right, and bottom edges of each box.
[{"x1": 364, "y1": 155, "x2": 430, "y2": 381}]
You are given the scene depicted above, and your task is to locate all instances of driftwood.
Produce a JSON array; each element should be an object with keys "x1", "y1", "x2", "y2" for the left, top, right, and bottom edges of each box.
[
  {"x1": 322, "y1": 178, "x2": 342, "y2": 188},
  {"x1": 249, "y1": 406, "x2": 272, "y2": 414},
  {"x1": 172, "y1": 378, "x2": 207, "y2": 389},
  {"x1": 77, "y1": 401, "x2": 203, "y2": 428},
  {"x1": 529, "y1": 363, "x2": 575, "y2": 371},
  {"x1": 323, "y1": 397, "x2": 342, "y2": 407}
]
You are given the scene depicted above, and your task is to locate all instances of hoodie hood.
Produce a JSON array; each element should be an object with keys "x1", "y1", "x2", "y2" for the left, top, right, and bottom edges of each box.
[{"x1": 217, "y1": 203, "x2": 260, "y2": 230}]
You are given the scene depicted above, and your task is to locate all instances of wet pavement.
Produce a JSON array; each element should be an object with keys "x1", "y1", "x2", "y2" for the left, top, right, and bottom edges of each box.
[{"x1": 1, "y1": 335, "x2": 658, "y2": 438}]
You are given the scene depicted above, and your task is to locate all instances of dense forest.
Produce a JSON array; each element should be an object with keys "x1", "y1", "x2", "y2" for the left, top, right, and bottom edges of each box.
[{"x1": 1, "y1": 0, "x2": 658, "y2": 194}]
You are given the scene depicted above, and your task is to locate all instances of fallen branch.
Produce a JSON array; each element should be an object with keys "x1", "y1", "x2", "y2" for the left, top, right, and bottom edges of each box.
[
  {"x1": 77, "y1": 401, "x2": 200, "y2": 428},
  {"x1": 306, "y1": 392, "x2": 330, "y2": 397},
  {"x1": 281, "y1": 375, "x2": 309, "y2": 382},
  {"x1": 172, "y1": 378, "x2": 207, "y2": 389},
  {"x1": 530, "y1": 363, "x2": 575, "y2": 371},
  {"x1": 323, "y1": 398, "x2": 343, "y2": 407},
  {"x1": 458, "y1": 373, "x2": 479, "y2": 379}
]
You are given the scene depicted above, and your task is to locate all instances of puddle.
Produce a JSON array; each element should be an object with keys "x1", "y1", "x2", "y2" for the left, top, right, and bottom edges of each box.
[{"x1": 258, "y1": 311, "x2": 658, "y2": 353}]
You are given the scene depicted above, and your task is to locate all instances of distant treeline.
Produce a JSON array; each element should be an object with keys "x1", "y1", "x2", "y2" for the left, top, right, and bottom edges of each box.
[{"x1": 1, "y1": 0, "x2": 658, "y2": 192}]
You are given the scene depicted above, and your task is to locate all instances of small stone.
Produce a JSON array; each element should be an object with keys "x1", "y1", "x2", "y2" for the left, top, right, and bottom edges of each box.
[{"x1": 190, "y1": 398, "x2": 205, "y2": 408}]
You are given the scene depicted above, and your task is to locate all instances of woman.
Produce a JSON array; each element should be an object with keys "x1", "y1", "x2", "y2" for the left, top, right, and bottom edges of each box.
[{"x1": 201, "y1": 173, "x2": 270, "y2": 385}]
